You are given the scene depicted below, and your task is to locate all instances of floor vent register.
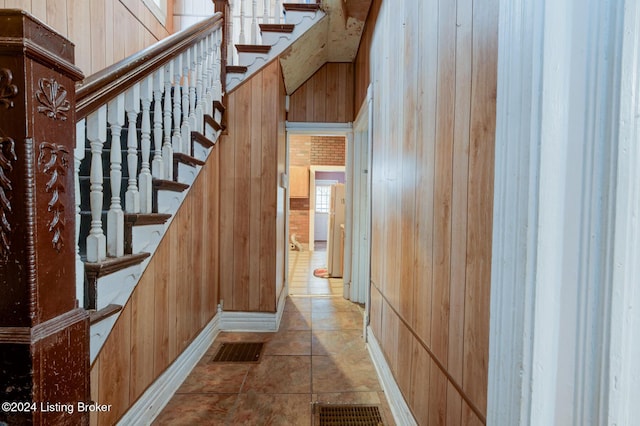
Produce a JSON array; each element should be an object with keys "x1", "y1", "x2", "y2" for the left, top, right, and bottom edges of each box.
[
  {"x1": 211, "y1": 342, "x2": 264, "y2": 363},
  {"x1": 313, "y1": 404, "x2": 384, "y2": 426}
]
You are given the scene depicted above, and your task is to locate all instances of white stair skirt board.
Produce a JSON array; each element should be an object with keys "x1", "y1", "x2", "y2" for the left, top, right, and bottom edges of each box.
[
  {"x1": 226, "y1": 10, "x2": 326, "y2": 92},
  {"x1": 118, "y1": 314, "x2": 221, "y2": 426},
  {"x1": 366, "y1": 326, "x2": 417, "y2": 426},
  {"x1": 220, "y1": 292, "x2": 287, "y2": 332}
]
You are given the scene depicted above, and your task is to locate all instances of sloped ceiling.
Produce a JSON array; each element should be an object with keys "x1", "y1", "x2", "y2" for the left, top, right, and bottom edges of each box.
[{"x1": 279, "y1": 0, "x2": 372, "y2": 94}]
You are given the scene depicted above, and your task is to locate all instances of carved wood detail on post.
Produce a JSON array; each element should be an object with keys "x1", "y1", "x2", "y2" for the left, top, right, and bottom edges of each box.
[{"x1": 0, "y1": 10, "x2": 89, "y2": 425}]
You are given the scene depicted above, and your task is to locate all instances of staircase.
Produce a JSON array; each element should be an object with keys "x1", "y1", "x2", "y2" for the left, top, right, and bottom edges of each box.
[
  {"x1": 75, "y1": 2, "x2": 328, "y2": 362},
  {"x1": 224, "y1": 2, "x2": 325, "y2": 92},
  {"x1": 75, "y1": 15, "x2": 225, "y2": 360}
]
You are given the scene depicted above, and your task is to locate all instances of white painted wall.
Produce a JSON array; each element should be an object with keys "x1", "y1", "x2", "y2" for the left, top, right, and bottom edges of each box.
[{"x1": 489, "y1": 0, "x2": 640, "y2": 423}]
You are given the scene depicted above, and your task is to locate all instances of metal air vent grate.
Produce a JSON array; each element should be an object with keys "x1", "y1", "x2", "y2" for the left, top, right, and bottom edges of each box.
[
  {"x1": 314, "y1": 404, "x2": 384, "y2": 426},
  {"x1": 211, "y1": 342, "x2": 264, "y2": 363}
]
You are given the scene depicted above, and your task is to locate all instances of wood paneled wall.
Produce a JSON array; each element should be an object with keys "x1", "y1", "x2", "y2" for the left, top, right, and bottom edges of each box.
[
  {"x1": 219, "y1": 59, "x2": 287, "y2": 312},
  {"x1": 358, "y1": 0, "x2": 497, "y2": 424},
  {"x1": 89, "y1": 148, "x2": 220, "y2": 425},
  {"x1": 288, "y1": 62, "x2": 354, "y2": 123},
  {"x1": 0, "y1": 0, "x2": 173, "y2": 75}
]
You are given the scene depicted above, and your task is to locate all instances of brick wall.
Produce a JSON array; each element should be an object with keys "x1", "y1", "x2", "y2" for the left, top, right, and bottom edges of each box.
[
  {"x1": 289, "y1": 135, "x2": 345, "y2": 245},
  {"x1": 310, "y1": 136, "x2": 346, "y2": 165}
]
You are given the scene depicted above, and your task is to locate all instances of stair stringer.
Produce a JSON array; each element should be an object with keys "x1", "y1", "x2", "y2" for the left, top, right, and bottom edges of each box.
[
  {"x1": 226, "y1": 10, "x2": 327, "y2": 92},
  {"x1": 88, "y1": 124, "x2": 222, "y2": 363}
]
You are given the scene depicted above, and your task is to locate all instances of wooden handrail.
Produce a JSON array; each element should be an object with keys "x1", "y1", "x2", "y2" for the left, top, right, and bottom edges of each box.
[{"x1": 76, "y1": 13, "x2": 223, "y2": 120}]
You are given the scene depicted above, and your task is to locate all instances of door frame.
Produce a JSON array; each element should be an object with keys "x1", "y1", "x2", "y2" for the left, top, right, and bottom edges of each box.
[{"x1": 285, "y1": 121, "x2": 351, "y2": 252}]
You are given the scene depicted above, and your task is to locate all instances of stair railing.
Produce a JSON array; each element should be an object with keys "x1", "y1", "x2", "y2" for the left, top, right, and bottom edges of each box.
[{"x1": 74, "y1": 13, "x2": 224, "y2": 307}]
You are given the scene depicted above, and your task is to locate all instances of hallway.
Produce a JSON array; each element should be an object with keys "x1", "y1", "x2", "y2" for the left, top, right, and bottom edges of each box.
[{"x1": 153, "y1": 248, "x2": 394, "y2": 425}]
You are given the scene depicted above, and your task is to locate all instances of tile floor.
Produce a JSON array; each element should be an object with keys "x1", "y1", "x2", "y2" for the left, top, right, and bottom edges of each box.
[{"x1": 153, "y1": 248, "x2": 395, "y2": 425}]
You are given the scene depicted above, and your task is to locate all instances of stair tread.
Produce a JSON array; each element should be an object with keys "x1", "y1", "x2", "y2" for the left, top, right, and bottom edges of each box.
[
  {"x1": 204, "y1": 114, "x2": 222, "y2": 132},
  {"x1": 213, "y1": 100, "x2": 226, "y2": 114},
  {"x1": 227, "y1": 65, "x2": 248, "y2": 74},
  {"x1": 260, "y1": 23, "x2": 295, "y2": 33},
  {"x1": 174, "y1": 152, "x2": 206, "y2": 166},
  {"x1": 153, "y1": 178, "x2": 189, "y2": 192},
  {"x1": 283, "y1": 3, "x2": 321, "y2": 11},
  {"x1": 235, "y1": 44, "x2": 272, "y2": 54},
  {"x1": 124, "y1": 213, "x2": 172, "y2": 226},
  {"x1": 89, "y1": 304, "x2": 123, "y2": 325},
  {"x1": 192, "y1": 131, "x2": 216, "y2": 148},
  {"x1": 84, "y1": 252, "x2": 150, "y2": 276}
]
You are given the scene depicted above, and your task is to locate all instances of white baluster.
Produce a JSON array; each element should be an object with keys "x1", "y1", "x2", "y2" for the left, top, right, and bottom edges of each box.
[
  {"x1": 228, "y1": 0, "x2": 235, "y2": 65},
  {"x1": 181, "y1": 50, "x2": 192, "y2": 155},
  {"x1": 106, "y1": 94, "x2": 125, "y2": 257},
  {"x1": 125, "y1": 83, "x2": 141, "y2": 213},
  {"x1": 202, "y1": 35, "x2": 213, "y2": 118},
  {"x1": 239, "y1": 0, "x2": 246, "y2": 44},
  {"x1": 139, "y1": 76, "x2": 153, "y2": 214},
  {"x1": 75, "y1": 119, "x2": 85, "y2": 305},
  {"x1": 195, "y1": 40, "x2": 205, "y2": 133},
  {"x1": 173, "y1": 55, "x2": 183, "y2": 153},
  {"x1": 152, "y1": 68, "x2": 165, "y2": 179},
  {"x1": 263, "y1": 0, "x2": 269, "y2": 24},
  {"x1": 275, "y1": 0, "x2": 282, "y2": 23},
  {"x1": 164, "y1": 61, "x2": 175, "y2": 180},
  {"x1": 189, "y1": 45, "x2": 198, "y2": 131},
  {"x1": 214, "y1": 30, "x2": 223, "y2": 102},
  {"x1": 86, "y1": 106, "x2": 107, "y2": 263},
  {"x1": 251, "y1": 0, "x2": 258, "y2": 44}
]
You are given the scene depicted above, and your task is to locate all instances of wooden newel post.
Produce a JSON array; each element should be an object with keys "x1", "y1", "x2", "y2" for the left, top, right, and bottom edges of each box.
[{"x1": 0, "y1": 10, "x2": 90, "y2": 425}]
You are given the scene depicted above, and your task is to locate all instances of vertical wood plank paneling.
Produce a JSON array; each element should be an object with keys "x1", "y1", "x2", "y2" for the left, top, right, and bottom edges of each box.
[
  {"x1": 463, "y1": 0, "x2": 498, "y2": 414},
  {"x1": 153, "y1": 239, "x2": 170, "y2": 376},
  {"x1": 31, "y1": 0, "x2": 47, "y2": 18},
  {"x1": 233, "y1": 82, "x2": 252, "y2": 310},
  {"x1": 89, "y1": 0, "x2": 107, "y2": 73},
  {"x1": 249, "y1": 72, "x2": 264, "y2": 311},
  {"x1": 90, "y1": 357, "x2": 100, "y2": 426},
  {"x1": 209, "y1": 149, "x2": 221, "y2": 317},
  {"x1": 5, "y1": 0, "x2": 28, "y2": 10},
  {"x1": 312, "y1": 64, "x2": 326, "y2": 121},
  {"x1": 129, "y1": 263, "x2": 155, "y2": 399},
  {"x1": 288, "y1": 63, "x2": 353, "y2": 123},
  {"x1": 46, "y1": 0, "x2": 68, "y2": 37},
  {"x1": 409, "y1": 332, "x2": 430, "y2": 426},
  {"x1": 92, "y1": 147, "x2": 221, "y2": 423},
  {"x1": 289, "y1": 81, "x2": 307, "y2": 121},
  {"x1": 67, "y1": 0, "x2": 91, "y2": 74},
  {"x1": 325, "y1": 63, "x2": 339, "y2": 122},
  {"x1": 448, "y1": 0, "x2": 473, "y2": 387},
  {"x1": 104, "y1": 0, "x2": 115, "y2": 67},
  {"x1": 413, "y1": 0, "x2": 437, "y2": 350},
  {"x1": 219, "y1": 60, "x2": 283, "y2": 312},
  {"x1": 259, "y1": 60, "x2": 279, "y2": 311},
  {"x1": 398, "y1": 0, "x2": 418, "y2": 328},
  {"x1": 219, "y1": 97, "x2": 236, "y2": 307},
  {"x1": 431, "y1": 0, "x2": 456, "y2": 366},
  {"x1": 166, "y1": 226, "x2": 178, "y2": 361},
  {"x1": 356, "y1": 0, "x2": 498, "y2": 422},
  {"x1": 97, "y1": 305, "x2": 131, "y2": 426}
]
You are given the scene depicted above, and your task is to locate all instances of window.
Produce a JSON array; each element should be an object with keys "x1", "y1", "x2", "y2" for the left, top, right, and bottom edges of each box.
[{"x1": 315, "y1": 185, "x2": 331, "y2": 213}]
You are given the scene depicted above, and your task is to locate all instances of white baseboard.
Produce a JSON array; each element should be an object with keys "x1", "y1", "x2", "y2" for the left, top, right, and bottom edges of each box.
[
  {"x1": 220, "y1": 293, "x2": 287, "y2": 332},
  {"x1": 118, "y1": 297, "x2": 288, "y2": 425},
  {"x1": 118, "y1": 314, "x2": 221, "y2": 426},
  {"x1": 366, "y1": 326, "x2": 417, "y2": 426}
]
